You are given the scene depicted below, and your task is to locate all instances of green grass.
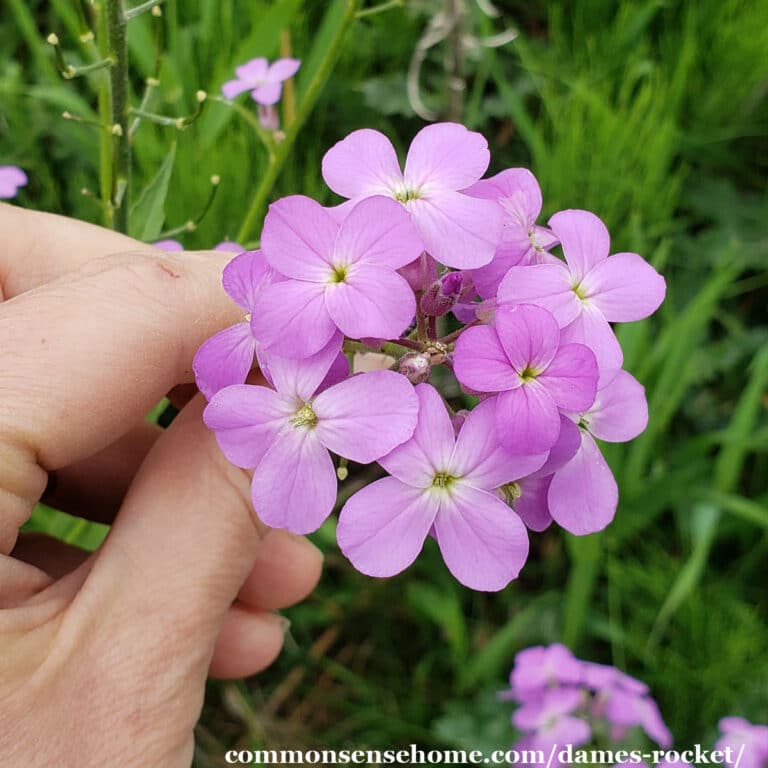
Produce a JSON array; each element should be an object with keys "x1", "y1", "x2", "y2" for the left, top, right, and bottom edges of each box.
[{"x1": 4, "y1": 0, "x2": 768, "y2": 760}]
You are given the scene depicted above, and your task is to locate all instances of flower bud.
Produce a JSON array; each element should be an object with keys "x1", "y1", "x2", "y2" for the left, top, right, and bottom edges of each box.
[
  {"x1": 398, "y1": 252, "x2": 437, "y2": 291},
  {"x1": 398, "y1": 351, "x2": 431, "y2": 384},
  {"x1": 420, "y1": 271, "x2": 466, "y2": 317}
]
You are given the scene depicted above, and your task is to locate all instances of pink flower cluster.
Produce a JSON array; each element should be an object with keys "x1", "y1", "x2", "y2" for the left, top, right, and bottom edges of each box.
[
  {"x1": 503, "y1": 644, "x2": 768, "y2": 768},
  {"x1": 503, "y1": 644, "x2": 672, "y2": 759},
  {"x1": 195, "y1": 122, "x2": 666, "y2": 591}
]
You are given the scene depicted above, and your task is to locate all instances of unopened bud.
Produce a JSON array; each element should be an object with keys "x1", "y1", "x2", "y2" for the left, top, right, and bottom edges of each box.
[
  {"x1": 210, "y1": 174, "x2": 221, "y2": 186},
  {"x1": 399, "y1": 252, "x2": 437, "y2": 291},
  {"x1": 398, "y1": 351, "x2": 431, "y2": 385},
  {"x1": 146, "y1": 76, "x2": 160, "y2": 87},
  {"x1": 47, "y1": 33, "x2": 60, "y2": 46},
  {"x1": 420, "y1": 271, "x2": 465, "y2": 317},
  {"x1": 196, "y1": 89, "x2": 207, "y2": 103},
  {"x1": 111, "y1": 123, "x2": 123, "y2": 136},
  {"x1": 151, "y1": 4, "x2": 162, "y2": 16}
]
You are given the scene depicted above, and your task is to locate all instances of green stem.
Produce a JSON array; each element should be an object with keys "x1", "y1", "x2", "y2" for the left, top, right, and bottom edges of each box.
[
  {"x1": 356, "y1": 0, "x2": 403, "y2": 18},
  {"x1": 124, "y1": 0, "x2": 165, "y2": 21},
  {"x1": 95, "y1": 1, "x2": 114, "y2": 228},
  {"x1": 236, "y1": 0, "x2": 361, "y2": 243},
  {"x1": 106, "y1": 0, "x2": 130, "y2": 233}
]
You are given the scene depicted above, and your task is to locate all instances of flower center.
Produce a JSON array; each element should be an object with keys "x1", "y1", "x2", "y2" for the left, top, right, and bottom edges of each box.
[
  {"x1": 572, "y1": 281, "x2": 588, "y2": 301},
  {"x1": 291, "y1": 402, "x2": 318, "y2": 429},
  {"x1": 501, "y1": 481, "x2": 522, "y2": 502},
  {"x1": 519, "y1": 365, "x2": 539, "y2": 383},
  {"x1": 393, "y1": 187, "x2": 421, "y2": 203},
  {"x1": 328, "y1": 263, "x2": 349, "y2": 284},
  {"x1": 432, "y1": 471, "x2": 457, "y2": 489}
]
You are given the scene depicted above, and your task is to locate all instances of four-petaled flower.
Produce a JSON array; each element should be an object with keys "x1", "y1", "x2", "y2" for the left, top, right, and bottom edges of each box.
[
  {"x1": 204, "y1": 334, "x2": 418, "y2": 534},
  {"x1": 322, "y1": 123, "x2": 503, "y2": 269},
  {"x1": 337, "y1": 384, "x2": 546, "y2": 591},
  {"x1": 454, "y1": 303, "x2": 598, "y2": 454},
  {"x1": 252, "y1": 194, "x2": 423, "y2": 358},
  {"x1": 222, "y1": 57, "x2": 301, "y2": 105},
  {"x1": 497, "y1": 208, "x2": 666, "y2": 373}
]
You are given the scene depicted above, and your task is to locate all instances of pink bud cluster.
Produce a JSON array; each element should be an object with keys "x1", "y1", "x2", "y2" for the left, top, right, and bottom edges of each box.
[{"x1": 194, "y1": 122, "x2": 666, "y2": 591}]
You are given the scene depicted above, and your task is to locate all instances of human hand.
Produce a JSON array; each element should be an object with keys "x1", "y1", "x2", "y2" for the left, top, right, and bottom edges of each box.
[{"x1": 0, "y1": 204, "x2": 323, "y2": 766}]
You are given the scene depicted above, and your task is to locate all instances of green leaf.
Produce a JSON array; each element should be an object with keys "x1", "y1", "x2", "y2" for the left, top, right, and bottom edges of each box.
[{"x1": 130, "y1": 142, "x2": 177, "y2": 241}]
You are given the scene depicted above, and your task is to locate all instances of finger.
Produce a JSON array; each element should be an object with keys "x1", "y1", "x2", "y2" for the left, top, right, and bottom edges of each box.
[
  {"x1": 237, "y1": 529, "x2": 323, "y2": 611},
  {"x1": 11, "y1": 532, "x2": 91, "y2": 580},
  {"x1": 73, "y1": 397, "x2": 262, "y2": 668},
  {"x1": 0, "y1": 248, "x2": 242, "y2": 542},
  {"x1": 0, "y1": 203, "x2": 149, "y2": 299},
  {"x1": 43, "y1": 422, "x2": 161, "y2": 524},
  {"x1": 209, "y1": 605, "x2": 288, "y2": 679}
]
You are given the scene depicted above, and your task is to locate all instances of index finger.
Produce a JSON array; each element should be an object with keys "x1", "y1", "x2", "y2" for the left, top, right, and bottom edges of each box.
[{"x1": 0, "y1": 203, "x2": 146, "y2": 300}]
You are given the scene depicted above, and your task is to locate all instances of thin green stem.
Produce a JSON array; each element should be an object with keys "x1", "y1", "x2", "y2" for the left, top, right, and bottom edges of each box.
[
  {"x1": 439, "y1": 319, "x2": 479, "y2": 345},
  {"x1": 106, "y1": 0, "x2": 130, "y2": 232},
  {"x1": 155, "y1": 177, "x2": 221, "y2": 239},
  {"x1": 95, "y1": 1, "x2": 114, "y2": 228},
  {"x1": 356, "y1": 0, "x2": 404, "y2": 19},
  {"x1": 124, "y1": 0, "x2": 165, "y2": 21},
  {"x1": 236, "y1": 0, "x2": 361, "y2": 243}
]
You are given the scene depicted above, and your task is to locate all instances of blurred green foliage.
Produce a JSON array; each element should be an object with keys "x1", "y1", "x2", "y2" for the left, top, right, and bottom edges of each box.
[{"x1": 3, "y1": 0, "x2": 767, "y2": 762}]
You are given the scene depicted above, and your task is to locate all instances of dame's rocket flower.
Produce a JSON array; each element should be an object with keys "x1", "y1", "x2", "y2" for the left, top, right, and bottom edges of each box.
[
  {"x1": 252, "y1": 194, "x2": 422, "y2": 358},
  {"x1": 321, "y1": 122, "x2": 503, "y2": 269},
  {"x1": 453, "y1": 304, "x2": 598, "y2": 454},
  {"x1": 337, "y1": 384, "x2": 546, "y2": 591},
  {"x1": 222, "y1": 57, "x2": 301, "y2": 105},
  {"x1": 497, "y1": 209, "x2": 666, "y2": 372},
  {"x1": 193, "y1": 250, "x2": 273, "y2": 399},
  {"x1": 463, "y1": 168, "x2": 558, "y2": 299},
  {"x1": 204, "y1": 334, "x2": 419, "y2": 534},
  {"x1": 0, "y1": 166, "x2": 27, "y2": 199}
]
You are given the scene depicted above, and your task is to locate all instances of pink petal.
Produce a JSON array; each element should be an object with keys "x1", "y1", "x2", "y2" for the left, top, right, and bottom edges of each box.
[
  {"x1": 335, "y1": 196, "x2": 422, "y2": 269},
  {"x1": 404, "y1": 122, "x2": 490, "y2": 191},
  {"x1": 235, "y1": 58, "x2": 268, "y2": 80},
  {"x1": 379, "y1": 383, "x2": 455, "y2": 487},
  {"x1": 324, "y1": 264, "x2": 415, "y2": 341},
  {"x1": 203, "y1": 384, "x2": 293, "y2": 468},
  {"x1": 560, "y1": 303, "x2": 623, "y2": 373},
  {"x1": 258, "y1": 332, "x2": 343, "y2": 400},
  {"x1": 538, "y1": 342, "x2": 598, "y2": 412},
  {"x1": 322, "y1": 128, "x2": 402, "y2": 199},
  {"x1": 398, "y1": 251, "x2": 438, "y2": 291},
  {"x1": 222, "y1": 249, "x2": 271, "y2": 310},
  {"x1": 515, "y1": 475, "x2": 554, "y2": 531},
  {"x1": 548, "y1": 431, "x2": 617, "y2": 534},
  {"x1": 464, "y1": 168, "x2": 542, "y2": 219},
  {"x1": 337, "y1": 478, "x2": 436, "y2": 577},
  {"x1": 453, "y1": 325, "x2": 519, "y2": 393},
  {"x1": 0, "y1": 165, "x2": 28, "y2": 187},
  {"x1": 495, "y1": 304, "x2": 561, "y2": 374},
  {"x1": 434, "y1": 483, "x2": 529, "y2": 591},
  {"x1": 450, "y1": 397, "x2": 548, "y2": 488},
  {"x1": 586, "y1": 369, "x2": 648, "y2": 442},
  {"x1": 548, "y1": 209, "x2": 610, "y2": 281},
  {"x1": 317, "y1": 351, "x2": 350, "y2": 393},
  {"x1": 581, "y1": 252, "x2": 666, "y2": 322},
  {"x1": 221, "y1": 78, "x2": 251, "y2": 99},
  {"x1": 250, "y1": 280, "x2": 336, "y2": 358},
  {"x1": 251, "y1": 428, "x2": 337, "y2": 534},
  {"x1": 496, "y1": 264, "x2": 581, "y2": 327},
  {"x1": 267, "y1": 57, "x2": 301, "y2": 82},
  {"x1": 251, "y1": 81, "x2": 282, "y2": 105},
  {"x1": 153, "y1": 239, "x2": 184, "y2": 251},
  {"x1": 496, "y1": 383, "x2": 561, "y2": 454},
  {"x1": 408, "y1": 191, "x2": 502, "y2": 269},
  {"x1": 531, "y1": 414, "x2": 581, "y2": 477},
  {"x1": 470, "y1": 243, "x2": 530, "y2": 300},
  {"x1": 193, "y1": 322, "x2": 256, "y2": 400},
  {"x1": 261, "y1": 195, "x2": 338, "y2": 280},
  {"x1": 214, "y1": 241, "x2": 245, "y2": 253},
  {"x1": 313, "y1": 370, "x2": 419, "y2": 463}
]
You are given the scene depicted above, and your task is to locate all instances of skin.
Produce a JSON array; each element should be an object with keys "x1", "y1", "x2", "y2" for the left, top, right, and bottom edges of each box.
[{"x1": 0, "y1": 204, "x2": 323, "y2": 765}]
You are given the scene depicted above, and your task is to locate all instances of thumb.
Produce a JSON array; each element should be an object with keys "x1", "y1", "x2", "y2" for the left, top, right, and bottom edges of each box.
[{"x1": 78, "y1": 396, "x2": 263, "y2": 669}]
